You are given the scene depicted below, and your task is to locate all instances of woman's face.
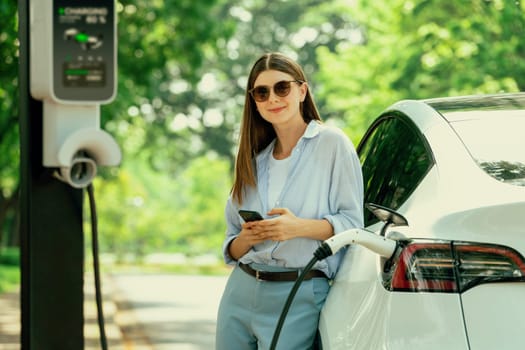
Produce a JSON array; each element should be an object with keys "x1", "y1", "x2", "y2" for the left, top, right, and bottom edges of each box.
[{"x1": 251, "y1": 69, "x2": 307, "y2": 128}]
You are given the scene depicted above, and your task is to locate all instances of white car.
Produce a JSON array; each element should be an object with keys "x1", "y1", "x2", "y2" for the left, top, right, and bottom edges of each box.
[{"x1": 318, "y1": 93, "x2": 525, "y2": 349}]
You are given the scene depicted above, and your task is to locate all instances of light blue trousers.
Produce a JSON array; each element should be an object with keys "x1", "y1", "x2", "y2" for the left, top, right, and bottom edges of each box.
[{"x1": 215, "y1": 264, "x2": 330, "y2": 350}]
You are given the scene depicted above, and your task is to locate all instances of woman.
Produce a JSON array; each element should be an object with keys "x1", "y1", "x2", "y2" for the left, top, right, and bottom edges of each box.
[{"x1": 216, "y1": 52, "x2": 364, "y2": 350}]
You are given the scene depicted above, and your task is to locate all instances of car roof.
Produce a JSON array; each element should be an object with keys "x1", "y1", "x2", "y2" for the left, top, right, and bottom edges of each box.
[{"x1": 422, "y1": 92, "x2": 525, "y2": 122}]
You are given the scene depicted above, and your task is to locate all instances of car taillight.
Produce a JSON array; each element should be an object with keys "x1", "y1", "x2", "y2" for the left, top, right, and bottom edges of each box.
[{"x1": 388, "y1": 241, "x2": 525, "y2": 293}]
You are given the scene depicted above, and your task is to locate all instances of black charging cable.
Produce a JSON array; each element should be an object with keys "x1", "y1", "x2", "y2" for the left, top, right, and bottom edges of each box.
[
  {"x1": 87, "y1": 183, "x2": 108, "y2": 350},
  {"x1": 269, "y1": 243, "x2": 333, "y2": 350}
]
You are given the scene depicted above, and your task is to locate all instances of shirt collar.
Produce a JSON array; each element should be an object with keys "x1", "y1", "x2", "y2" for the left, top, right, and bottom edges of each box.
[
  {"x1": 303, "y1": 120, "x2": 322, "y2": 139},
  {"x1": 257, "y1": 120, "x2": 322, "y2": 159}
]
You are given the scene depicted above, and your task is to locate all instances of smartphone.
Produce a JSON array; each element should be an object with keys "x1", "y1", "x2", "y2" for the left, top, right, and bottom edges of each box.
[{"x1": 239, "y1": 210, "x2": 264, "y2": 222}]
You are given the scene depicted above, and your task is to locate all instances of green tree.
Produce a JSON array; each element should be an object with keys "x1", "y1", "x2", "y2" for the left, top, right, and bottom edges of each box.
[
  {"x1": 169, "y1": 155, "x2": 230, "y2": 255},
  {"x1": 0, "y1": 0, "x2": 20, "y2": 248},
  {"x1": 91, "y1": 155, "x2": 230, "y2": 260},
  {"x1": 315, "y1": 0, "x2": 525, "y2": 142},
  {"x1": 102, "y1": 0, "x2": 236, "y2": 176}
]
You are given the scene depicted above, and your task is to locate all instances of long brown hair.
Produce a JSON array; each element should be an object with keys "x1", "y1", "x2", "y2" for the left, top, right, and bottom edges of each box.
[{"x1": 231, "y1": 52, "x2": 322, "y2": 204}]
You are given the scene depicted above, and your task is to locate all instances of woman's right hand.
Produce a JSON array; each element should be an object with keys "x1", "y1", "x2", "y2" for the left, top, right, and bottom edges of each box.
[
  {"x1": 239, "y1": 221, "x2": 269, "y2": 245},
  {"x1": 228, "y1": 222, "x2": 268, "y2": 260}
]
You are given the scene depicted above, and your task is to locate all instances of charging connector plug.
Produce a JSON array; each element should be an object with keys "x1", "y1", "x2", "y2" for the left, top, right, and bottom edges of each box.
[{"x1": 318, "y1": 228, "x2": 397, "y2": 259}]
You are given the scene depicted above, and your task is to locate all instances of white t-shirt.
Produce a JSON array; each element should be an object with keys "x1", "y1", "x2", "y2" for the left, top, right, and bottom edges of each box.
[{"x1": 267, "y1": 154, "x2": 291, "y2": 209}]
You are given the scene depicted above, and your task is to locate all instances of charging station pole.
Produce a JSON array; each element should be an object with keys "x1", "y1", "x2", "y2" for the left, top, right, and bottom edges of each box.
[
  {"x1": 20, "y1": 0, "x2": 84, "y2": 348},
  {"x1": 20, "y1": 0, "x2": 119, "y2": 347}
]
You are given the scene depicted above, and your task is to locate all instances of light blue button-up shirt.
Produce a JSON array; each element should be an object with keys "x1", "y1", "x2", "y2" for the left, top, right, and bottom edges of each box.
[{"x1": 222, "y1": 120, "x2": 364, "y2": 278}]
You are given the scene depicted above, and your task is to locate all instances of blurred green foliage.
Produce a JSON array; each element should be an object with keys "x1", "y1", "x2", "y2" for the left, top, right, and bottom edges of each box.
[
  {"x1": 0, "y1": 248, "x2": 19, "y2": 292},
  {"x1": 1, "y1": 0, "x2": 524, "y2": 263},
  {"x1": 88, "y1": 155, "x2": 231, "y2": 262},
  {"x1": 316, "y1": 0, "x2": 524, "y2": 141}
]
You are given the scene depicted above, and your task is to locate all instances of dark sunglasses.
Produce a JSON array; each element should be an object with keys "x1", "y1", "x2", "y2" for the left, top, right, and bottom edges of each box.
[{"x1": 249, "y1": 80, "x2": 304, "y2": 102}]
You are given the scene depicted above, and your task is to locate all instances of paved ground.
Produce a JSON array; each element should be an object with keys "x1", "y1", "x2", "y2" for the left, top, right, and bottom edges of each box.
[
  {"x1": 111, "y1": 273, "x2": 228, "y2": 350},
  {"x1": 0, "y1": 273, "x2": 228, "y2": 350},
  {"x1": 0, "y1": 290, "x2": 19, "y2": 350},
  {"x1": 0, "y1": 275, "x2": 125, "y2": 350}
]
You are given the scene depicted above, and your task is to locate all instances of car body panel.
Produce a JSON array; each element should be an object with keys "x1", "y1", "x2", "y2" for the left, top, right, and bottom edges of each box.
[
  {"x1": 430, "y1": 201, "x2": 525, "y2": 250},
  {"x1": 461, "y1": 284, "x2": 525, "y2": 350}
]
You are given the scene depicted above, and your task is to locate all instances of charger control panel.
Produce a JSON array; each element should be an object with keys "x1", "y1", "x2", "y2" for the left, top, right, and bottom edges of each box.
[
  {"x1": 31, "y1": 0, "x2": 116, "y2": 103},
  {"x1": 53, "y1": 0, "x2": 115, "y2": 101}
]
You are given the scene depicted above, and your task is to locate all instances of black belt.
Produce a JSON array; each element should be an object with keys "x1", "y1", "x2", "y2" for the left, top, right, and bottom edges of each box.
[{"x1": 239, "y1": 263, "x2": 326, "y2": 282}]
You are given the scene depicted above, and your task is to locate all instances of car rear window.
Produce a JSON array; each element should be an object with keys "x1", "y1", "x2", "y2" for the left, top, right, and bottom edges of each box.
[
  {"x1": 357, "y1": 114, "x2": 433, "y2": 225},
  {"x1": 447, "y1": 110, "x2": 525, "y2": 186}
]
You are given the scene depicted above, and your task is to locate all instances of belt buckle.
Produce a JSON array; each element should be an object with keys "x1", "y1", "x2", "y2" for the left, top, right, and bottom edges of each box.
[{"x1": 255, "y1": 270, "x2": 261, "y2": 281}]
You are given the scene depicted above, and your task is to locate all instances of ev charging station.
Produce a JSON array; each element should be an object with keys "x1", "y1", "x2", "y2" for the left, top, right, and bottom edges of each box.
[
  {"x1": 30, "y1": 0, "x2": 120, "y2": 187},
  {"x1": 19, "y1": 0, "x2": 119, "y2": 348}
]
